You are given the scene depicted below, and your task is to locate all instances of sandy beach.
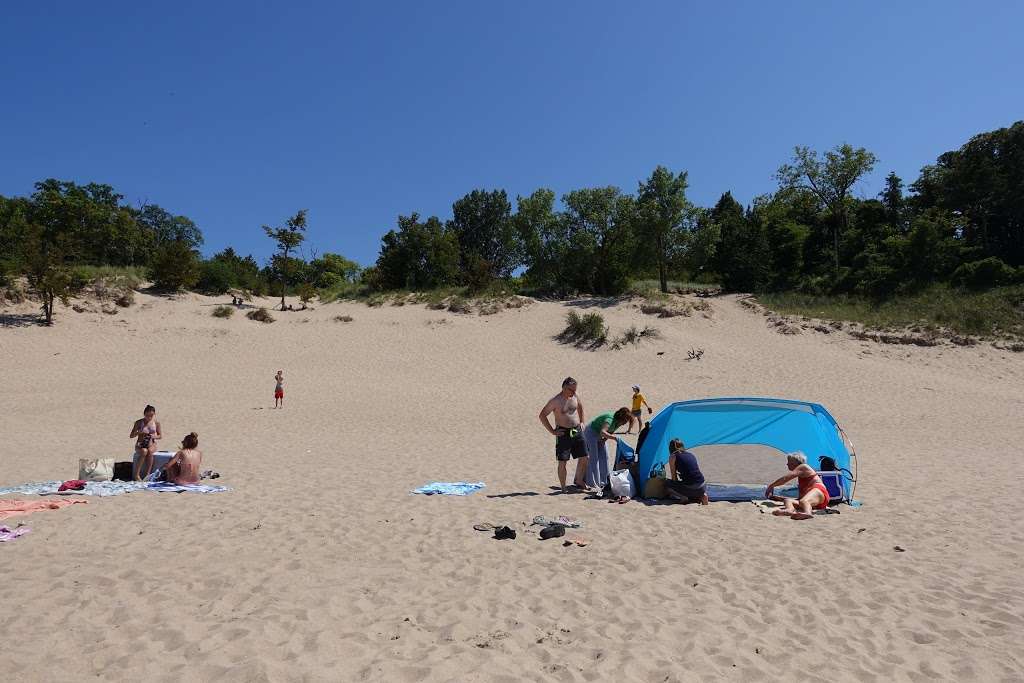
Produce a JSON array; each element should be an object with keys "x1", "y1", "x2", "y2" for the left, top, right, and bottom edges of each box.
[{"x1": 2, "y1": 292, "x2": 1023, "y2": 682}]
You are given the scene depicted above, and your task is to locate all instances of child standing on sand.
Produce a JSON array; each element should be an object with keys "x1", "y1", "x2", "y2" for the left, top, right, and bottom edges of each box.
[
  {"x1": 628, "y1": 385, "x2": 652, "y2": 434},
  {"x1": 274, "y1": 370, "x2": 284, "y2": 408}
]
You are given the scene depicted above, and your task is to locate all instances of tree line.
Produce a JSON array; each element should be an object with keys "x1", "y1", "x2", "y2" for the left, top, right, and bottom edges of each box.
[{"x1": 2, "y1": 120, "x2": 1021, "y2": 323}]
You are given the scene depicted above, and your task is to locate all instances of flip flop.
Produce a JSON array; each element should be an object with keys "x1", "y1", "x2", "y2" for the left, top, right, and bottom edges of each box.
[
  {"x1": 493, "y1": 526, "x2": 517, "y2": 540},
  {"x1": 474, "y1": 523, "x2": 497, "y2": 532},
  {"x1": 563, "y1": 535, "x2": 590, "y2": 547}
]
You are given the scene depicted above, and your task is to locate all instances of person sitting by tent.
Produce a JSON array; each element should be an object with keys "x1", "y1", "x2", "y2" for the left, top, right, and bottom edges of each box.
[
  {"x1": 765, "y1": 451, "x2": 829, "y2": 519},
  {"x1": 665, "y1": 438, "x2": 708, "y2": 505},
  {"x1": 583, "y1": 407, "x2": 631, "y2": 490}
]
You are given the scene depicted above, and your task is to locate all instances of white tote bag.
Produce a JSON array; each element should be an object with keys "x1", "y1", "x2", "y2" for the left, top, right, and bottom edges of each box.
[
  {"x1": 609, "y1": 468, "x2": 637, "y2": 499},
  {"x1": 79, "y1": 458, "x2": 114, "y2": 482}
]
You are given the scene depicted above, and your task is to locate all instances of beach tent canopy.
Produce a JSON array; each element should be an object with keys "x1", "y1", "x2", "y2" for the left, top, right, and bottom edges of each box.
[{"x1": 637, "y1": 397, "x2": 855, "y2": 501}]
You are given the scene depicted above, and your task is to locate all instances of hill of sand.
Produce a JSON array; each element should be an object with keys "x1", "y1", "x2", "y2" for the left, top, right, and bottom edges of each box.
[{"x1": 2, "y1": 291, "x2": 1023, "y2": 681}]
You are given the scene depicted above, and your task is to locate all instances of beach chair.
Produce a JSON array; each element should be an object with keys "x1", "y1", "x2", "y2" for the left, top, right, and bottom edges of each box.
[{"x1": 817, "y1": 471, "x2": 845, "y2": 504}]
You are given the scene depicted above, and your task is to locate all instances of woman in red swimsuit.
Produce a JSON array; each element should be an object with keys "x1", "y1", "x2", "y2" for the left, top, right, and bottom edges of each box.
[{"x1": 765, "y1": 451, "x2": 829, "y2": 520}]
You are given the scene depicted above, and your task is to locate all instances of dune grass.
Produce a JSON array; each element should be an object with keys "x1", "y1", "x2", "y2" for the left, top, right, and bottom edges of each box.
[
  {"x1": 758, "y1": 285, "x2": 1024, "y2": 339},
  {"x1": 72, "y1": 265, "x2": 147, "y2": 291}
]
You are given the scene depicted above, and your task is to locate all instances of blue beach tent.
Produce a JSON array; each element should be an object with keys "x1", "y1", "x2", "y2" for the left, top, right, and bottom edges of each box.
[{"x1": 636, "y1": 397, "x2": 858, "y2": 502}]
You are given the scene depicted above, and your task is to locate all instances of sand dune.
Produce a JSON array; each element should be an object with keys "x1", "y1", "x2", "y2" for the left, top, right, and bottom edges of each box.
[{"x1": 2, "y1": 291, "x2": 1023, "y2": 681}]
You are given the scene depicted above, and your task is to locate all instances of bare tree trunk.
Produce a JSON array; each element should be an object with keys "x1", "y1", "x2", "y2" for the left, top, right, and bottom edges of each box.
[
  {"x1": 43, "y1": 291, "x2": 54, "y2": 325},
  {"x1": 658, "y1": 233, "x2": 668, "y2": 293}
]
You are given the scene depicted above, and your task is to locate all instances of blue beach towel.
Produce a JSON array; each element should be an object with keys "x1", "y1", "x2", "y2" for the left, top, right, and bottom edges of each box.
[
  {"x1": 411, "y1": 482, "x2": 485, "y2": 496},
  {"x1": 147, "y1": 482, "x2": 229, "y2": 494}
]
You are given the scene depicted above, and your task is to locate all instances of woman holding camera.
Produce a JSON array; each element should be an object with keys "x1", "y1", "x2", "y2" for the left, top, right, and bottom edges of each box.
[{"x1": 130, "y1": 404, "x2": 162, "y2": 481}]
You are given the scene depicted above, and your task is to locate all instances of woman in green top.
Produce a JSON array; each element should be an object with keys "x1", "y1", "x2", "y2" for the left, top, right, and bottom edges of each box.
[{"x1": 583, "y1": 407, "x2": 631, "y2": 490}]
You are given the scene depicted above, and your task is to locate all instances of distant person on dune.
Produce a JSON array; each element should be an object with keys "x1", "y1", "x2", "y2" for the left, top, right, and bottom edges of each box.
[
  {"x1": 162, "y1": 432, "x2": 202, "y2": 485},
  {"x1": 765, "y1": 451, "x2": 830, "y2": 519},
  {"x1": 539, "y1": 377, "x2": 590, "y2": 493},
  {"x1": 274, "y1": 370, "x2": 284, "y2": 408},
  {"x1": 130, "y1": 404, "x2": 162, "y2": 481}
]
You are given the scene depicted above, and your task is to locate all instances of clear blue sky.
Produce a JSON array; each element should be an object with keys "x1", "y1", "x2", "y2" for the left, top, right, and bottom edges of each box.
[{"x1": 3, "y1": 1, "x2": 1022, "y2": 265}]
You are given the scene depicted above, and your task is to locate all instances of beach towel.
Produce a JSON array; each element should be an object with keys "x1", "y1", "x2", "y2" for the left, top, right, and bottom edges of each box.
[
  {"x1": 146, "y1": 482, "x2": 229, "y2": 494},
  {"x1": 531, "y1": 515, "x2": 583, "y2": 528},
  {"x1": 411, "y1": 482, "x2": 485, "y2": 496},
  {"x1": 0, "y1": 525, "x2": 30, "y2": 542},
  {"x1": 0, "y1": 481, "x2": 150, "y2": 497},
  {"x1": 0, "y1": 498, "x2": 87, "y2": 521}
]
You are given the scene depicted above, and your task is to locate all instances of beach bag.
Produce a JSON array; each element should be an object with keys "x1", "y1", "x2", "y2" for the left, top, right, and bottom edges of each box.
[
  {"x1": 79, "y1": 458, "x2": 114, "y2": 482},
  {"x1": 112, "y1": 461, "x2": 134, "y2": 481},
  {"x1": 609, "y1": 468, "x2": 636, "y2": 499},
  {"x1": 642, "y1": 475, "x2": 667, "y2": 499}
]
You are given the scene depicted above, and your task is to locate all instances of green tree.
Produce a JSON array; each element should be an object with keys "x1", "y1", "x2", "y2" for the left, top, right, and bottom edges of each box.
[
  {"x1": 29, "y1": 180, "x2": 146, "y2": 267},
  {"x1": 20, "y1": 221, "x2": 81, "y2": 324},
  {"x1": 263, "y1": 210, "x2": 308, "y2": 310},
  {"x1": 561, "y1": 187, "x2": 635, "y2": 295},
  {"x1": 635, "y1": 166, "x2": 693, "y2": 293},
  {"x1": 776, "y1": 144, "x2": 878, "y2": 277},
  {"x1": 879, "y1": 172, "x2": 905, "y2": 230},
  {"x1": 309, "y1": 252, "x2": 361, "y2": 288},
  {"x1": 374, "y1": 213, "x2": 460, "y2": 290},
  {"x1": 910, "y1": 120, "x2": 1024, "y2": 266},
  {"x1": 150, "y1": 240, "x2": 200, "y2": 291},
  {"x1": 135, "y1": 204, "x2": 203, "y2": 251},
  {"x1": 447, "y1": 189, "x2": 520, "y2": 282},
  {"x1": 712, "y1": 192, "x2": 769, "y2": 292},
  {"x1": 514, "y1": 189, "x2": 565, "y2": 293}
]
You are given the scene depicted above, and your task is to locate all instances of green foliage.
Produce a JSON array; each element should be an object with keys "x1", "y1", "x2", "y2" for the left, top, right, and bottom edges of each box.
[
  {"x1": 372, "y1": 213, "x2": 460, "y2": 291},
  {"x1": 212, "y1": 305, "x2": 235, "y2": 318},
  {"x1": 196, "y1": 259, "x2": 235, "y2": 294},
  {"x1": 309, "y1": 252, "x2": 360, "y2": 288},
  {"x1": 150, "y1": 240, "x2": 200, "y2": 291},
  {"x1": 448, "y1": 189, "x2": 520, "y2": 281},
  {"x1": 912, "y1": 121, "x2": 1024, "y2": 266},
  {"x1": 264, "y1": 209, "x2": 307, "y2": 309},
  {"x1": 246, "y1": 307, "x2": 275, "y2": 323},
  {"x1": 296, "y1": 282, "x2": 316, "y2": 304},
  {"x1": 776, "y1": 144, "x2": 878, "y2": 276},
  {"x1": 951, "y1": 257, "x2": 1017, "y2": 289},
  {"x1": 559, "y1": 187, "x2": 635, "y2": 295},
  {"x1": 615, "y1": 324, "x2": 660, "y2": 347},
  {"x1": 760, "y1": 285, "x2": 1024, "y2": 339},
  {"x1": 635, "y1": 166, "x2": 694, "y2": 293},
  {"x1": 712, "y1": 192, "x2": 769, "y2": 292},
  {"x1": 559, "y1": 311, "x2": 608, "y2": 347},
  {"x1": 20, "y1": 222, "x2": 81, "y2": 324}
]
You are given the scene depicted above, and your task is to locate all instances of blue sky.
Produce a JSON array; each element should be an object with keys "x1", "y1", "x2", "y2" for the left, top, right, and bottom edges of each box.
[{"x1": 2, "y1": 1, "x2": 1022, "y2": 265}]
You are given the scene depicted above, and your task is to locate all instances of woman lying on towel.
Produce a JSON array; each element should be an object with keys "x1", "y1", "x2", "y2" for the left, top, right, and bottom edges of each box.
[
  {"x1": 162, "y1": 433, "x2": 203, "y2": 485},
  {"x1": 765, "y1": 451, "x2": 829, "y2": 519}
]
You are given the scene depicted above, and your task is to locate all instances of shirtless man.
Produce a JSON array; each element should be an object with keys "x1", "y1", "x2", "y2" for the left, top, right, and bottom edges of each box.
[
  {"x1": 163, "y1": 432, "x2": 202, "y2": 485},
  {"x1": 539, "y1": 377, "x2": 591, "y2": 493}
]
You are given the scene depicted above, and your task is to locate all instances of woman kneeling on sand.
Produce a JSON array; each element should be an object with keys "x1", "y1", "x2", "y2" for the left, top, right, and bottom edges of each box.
[
  {"x1": 665, "y1": 438, "x2": 709, "y2": 505},
  {"x1": 765, "y1": 451, "x2": 829, "y2": 519},
  {"x1": 162, "y1": 433, "x2": 202, "y2": 485}
]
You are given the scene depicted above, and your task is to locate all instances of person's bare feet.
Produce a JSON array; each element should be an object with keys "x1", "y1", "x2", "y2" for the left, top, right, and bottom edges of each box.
[
  {"x1": 772, "y1": 509, "x2": 793, "y2": 516},
  {"x1": 791, "y1": 512, "x2": 814, "y2": 520}
]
